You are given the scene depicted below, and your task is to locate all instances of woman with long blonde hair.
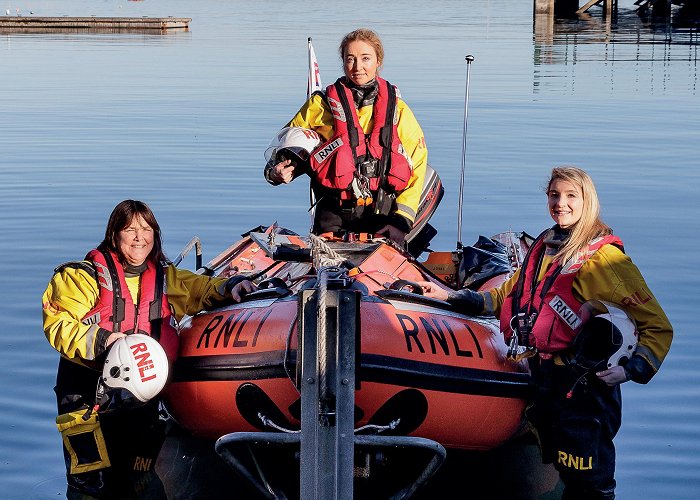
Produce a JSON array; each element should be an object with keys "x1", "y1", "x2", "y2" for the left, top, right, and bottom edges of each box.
[{"x1": 421, "y1": 166, "x2": 672, "y2": 498}]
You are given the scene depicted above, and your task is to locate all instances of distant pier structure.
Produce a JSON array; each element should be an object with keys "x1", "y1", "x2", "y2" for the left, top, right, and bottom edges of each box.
[
  {"x1": 0, "y1": 16, "x2": 190, "y2": 31},
  {"x1": 534, "y1": 0, "x2": 691, "y2": 16}
]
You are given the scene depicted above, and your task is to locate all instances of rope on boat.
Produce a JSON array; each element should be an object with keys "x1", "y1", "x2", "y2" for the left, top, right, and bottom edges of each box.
[
  {"x1": 257, "y1": 412, "x2": 300, "y2": 434},
  {"x1": 317, "y1": 266, "x2": 330, "y2": 414},
  {"x1": 309, "y1": 234, "x2": 349, "y2": 270},
  {"x1": 354, "y1": 419, "x2": 401, "y2": 434}
]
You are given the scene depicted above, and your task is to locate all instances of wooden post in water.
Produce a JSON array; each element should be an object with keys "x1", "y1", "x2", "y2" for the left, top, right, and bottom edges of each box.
[
  {"x1": 534, "y1": 0, "x2": 555, "y2": 14},
  {"x1": 535, "y1": 0, "x2": 584, "y2": 16}
]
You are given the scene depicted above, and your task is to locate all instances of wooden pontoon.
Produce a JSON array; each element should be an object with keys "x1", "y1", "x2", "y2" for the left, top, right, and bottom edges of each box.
[{"x1": 0, "y1": 16, "x2": 191, "y2": 30}]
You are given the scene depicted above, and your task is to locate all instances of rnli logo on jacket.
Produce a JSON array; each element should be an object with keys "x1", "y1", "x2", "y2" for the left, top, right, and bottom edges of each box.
[
  {"x1": 549, "y1": 295, "x2": 582, "y2": 330},
  {"x1": 313, "y1": 138, "x2": 343, "y2": 164}
]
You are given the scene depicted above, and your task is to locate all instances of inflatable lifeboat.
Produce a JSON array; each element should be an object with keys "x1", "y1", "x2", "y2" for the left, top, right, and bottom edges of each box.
[{"x1": 164, "y1": 226, "x2": 533, "y2": 452}]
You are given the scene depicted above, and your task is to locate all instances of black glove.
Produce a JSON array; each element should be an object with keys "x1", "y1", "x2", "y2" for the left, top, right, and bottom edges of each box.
[
  {"x1": 388, "y1": 214, "x2": 412, "y2": 234},
  {"x1": 623, "y1": 354, "x2": 655, "y2": 384},
  {"x1": 446, "y1": 288, "x2": 485, "y2": 315}
]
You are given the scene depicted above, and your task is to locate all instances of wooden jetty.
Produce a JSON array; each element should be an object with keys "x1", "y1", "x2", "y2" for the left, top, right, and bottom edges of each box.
[
  {"x1": 0, "y1": 16, "x2": 191, "y2": 30},
  {"x1": 534, "y1": 0, "x2": 694, "y2": 16}
]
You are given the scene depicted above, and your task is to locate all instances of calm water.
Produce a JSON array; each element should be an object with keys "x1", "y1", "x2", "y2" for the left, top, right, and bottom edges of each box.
[{"x1": 1, "y1": 0, "x2": 698, "y2": 498}]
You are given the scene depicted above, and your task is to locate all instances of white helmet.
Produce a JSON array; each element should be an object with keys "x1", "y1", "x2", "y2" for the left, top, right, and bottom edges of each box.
[
  {"x1": 101, "y1": 334, "x2": 169, "y2": 406},
  {"x1": 264, "y1": 126, "x2": 321, "y2": 166},
  {"x1": 572, "y1": 301, "x2": 638, "y2": 371}
]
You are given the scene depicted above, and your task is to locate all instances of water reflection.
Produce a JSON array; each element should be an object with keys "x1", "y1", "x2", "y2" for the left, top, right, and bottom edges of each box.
[{"x1": 533, "y1": 6, "x2": 699, "y2": 93}]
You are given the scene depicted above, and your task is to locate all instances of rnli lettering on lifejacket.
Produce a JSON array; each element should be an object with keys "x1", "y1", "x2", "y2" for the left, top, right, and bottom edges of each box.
[
  {"x1": 557, "y1": 450, "x2": 593, "y2": 470},
  {"x1": 313, "y1": 137, "x2": 343, "y2": 164},
  {"x1": 549, "y1": 295, "x2": 582, "y2": 330},
  {"x1": 196, "y1": 309, "x2": 272, "y2": 349},
  {"x1": 130, "y1": 342, "x2": 157, "y2": 383},
  {"x1": 397, "y1": 314, "x2": 484, "y2": 359}
]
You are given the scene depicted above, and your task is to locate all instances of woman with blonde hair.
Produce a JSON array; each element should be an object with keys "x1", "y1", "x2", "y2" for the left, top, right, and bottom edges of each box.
[
  {"x1": 421, "y1": 166, "x2": 672, "y2": 498},
  {"x1": 264, "y1": 28, "x2": 428, "y2": 245}
]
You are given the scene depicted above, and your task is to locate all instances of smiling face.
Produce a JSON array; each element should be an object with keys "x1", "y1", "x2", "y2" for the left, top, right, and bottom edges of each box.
[
  {"x1": 343, "y1": 40, "x2": 380, "y2": 86},
  {"x1": 117, "y1": 215, "x2": 154, "y2": 266},
  {"x1": 547, "y1": 178, "x2": 583, "y2": 228}
]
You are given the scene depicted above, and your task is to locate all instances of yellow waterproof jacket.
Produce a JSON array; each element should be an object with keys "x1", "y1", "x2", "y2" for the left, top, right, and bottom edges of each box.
[
  {"x1": 287, "y1": 91, "x2": 428, "y2": 225},
  {"x1": 42, "y1": 264, "x2": 229, "y2": 363},
  {"x1": 482, "y1": 243, "x2": 673, "y2": 381}
]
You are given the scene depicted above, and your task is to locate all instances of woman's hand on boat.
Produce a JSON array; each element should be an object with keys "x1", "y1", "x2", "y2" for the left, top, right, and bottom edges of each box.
[
  {"x1": 596, "y1": 365, "x2": 628, "y2": 386},
  {"x1": 268, "y1": 159, "x2": 295, "y2": 184},
  {"x1": 229, "y1": 280, "x2": 258, "y2": 302},
  {"x1": 416, "y1": 280, "x2": 449, "y2": 301}
]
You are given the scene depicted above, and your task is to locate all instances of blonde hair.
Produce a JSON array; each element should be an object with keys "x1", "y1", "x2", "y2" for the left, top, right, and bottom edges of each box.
[
  {"x1": 547, "y1": 166, "x2": 612, "y2": 264},
  {"x1": 339, "y1": 28, "x2": 384, "y2": 68}
]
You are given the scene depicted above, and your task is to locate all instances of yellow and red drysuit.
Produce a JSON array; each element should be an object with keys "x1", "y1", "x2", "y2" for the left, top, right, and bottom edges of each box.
[
  {"x1": 266, "y1": 77, "x2": 427, "y2": 235},
  {"x1": 43, "y1": 251, "x2": 241, "y2": 498},
  {"x1": 447, "y1": 226, "x2": 673, "y2": 499}
]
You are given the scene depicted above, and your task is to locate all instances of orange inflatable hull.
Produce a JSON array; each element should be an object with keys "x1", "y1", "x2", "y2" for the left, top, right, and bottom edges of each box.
[{"x1": 164, "y1": 229, "x2": 531, "y2": 451}]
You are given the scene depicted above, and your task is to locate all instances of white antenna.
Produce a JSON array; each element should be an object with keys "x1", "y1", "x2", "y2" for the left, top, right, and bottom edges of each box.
[{"x1": 456, "y1": 55, "x2": 474, "y2": 250}]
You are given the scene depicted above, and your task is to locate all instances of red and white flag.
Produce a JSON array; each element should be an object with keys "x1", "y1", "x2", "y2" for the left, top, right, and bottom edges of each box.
[{"x1": 307, "y1": 37, "x2": 323, "y2": 98}]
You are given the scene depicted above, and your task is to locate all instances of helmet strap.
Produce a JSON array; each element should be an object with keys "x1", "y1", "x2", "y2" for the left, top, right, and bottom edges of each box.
[{"x1": 92, "y1": 376, "x2": 107, "y2": 413}]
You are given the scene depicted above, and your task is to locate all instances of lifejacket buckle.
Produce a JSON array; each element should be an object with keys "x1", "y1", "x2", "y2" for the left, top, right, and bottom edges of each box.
[
  {"x1": 507, "y1": 313, "x2": 538, "y2": 361},
  {"x1": 507, "y1": 341, "x2": 538, "y2": 362}
]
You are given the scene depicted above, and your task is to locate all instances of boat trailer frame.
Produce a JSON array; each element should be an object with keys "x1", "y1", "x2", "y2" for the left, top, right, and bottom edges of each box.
[{"x1": 215, "y1": 277, "x2": 446, "y2": 499}]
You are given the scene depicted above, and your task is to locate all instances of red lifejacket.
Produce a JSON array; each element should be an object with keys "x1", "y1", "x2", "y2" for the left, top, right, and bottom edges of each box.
[
  {"x1": 82, "y1": 248, "x2": 179, "y2": 361},
  {"x1": 499, "y1": 229, "x2": 624, "y2": 353},
  {"x1": 309, "y1": 77, "x2": 412, "y2": 198}
]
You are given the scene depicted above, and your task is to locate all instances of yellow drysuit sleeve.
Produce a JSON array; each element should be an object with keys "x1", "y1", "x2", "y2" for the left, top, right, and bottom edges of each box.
[{"x1": 42, "y1": 263, "x2": 230, "y2": 362}]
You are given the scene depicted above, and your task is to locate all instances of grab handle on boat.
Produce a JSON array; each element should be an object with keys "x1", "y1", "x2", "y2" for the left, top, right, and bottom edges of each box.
[
  {"x1": 257, "y1": 277, "x2": 289, "y2": 290},
  {"x1": 388, "y1": 279, "x2": 424, "y2": 295},
  {"x1": 172, "y1": 236, "x2": 203, "y2": 270}
]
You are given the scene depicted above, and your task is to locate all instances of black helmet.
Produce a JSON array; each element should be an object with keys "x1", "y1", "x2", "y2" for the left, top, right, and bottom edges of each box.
[{"x1": 571, "y1": 301, "x2": 638, "y2": 371}]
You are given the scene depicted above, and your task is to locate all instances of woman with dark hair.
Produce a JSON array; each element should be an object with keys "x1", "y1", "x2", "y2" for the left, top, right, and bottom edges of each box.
[
  {"x1": 420, "y1": 166, "x2": 672, "y2": 499},
  {"x1": 264, "y1": 28, "x2": 428, "y2": 244},
  {"x1": 42, "y1": 200, "x2": 255, "y2": 498}
]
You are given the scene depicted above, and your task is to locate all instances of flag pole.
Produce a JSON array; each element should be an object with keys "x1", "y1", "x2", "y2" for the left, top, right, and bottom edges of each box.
[
  {"x1": 307, "y1": 37, "x2": 313, "y2": 99},
  {"x1": 307, "y1": 37, "x2": 319, "y2": 233}
]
